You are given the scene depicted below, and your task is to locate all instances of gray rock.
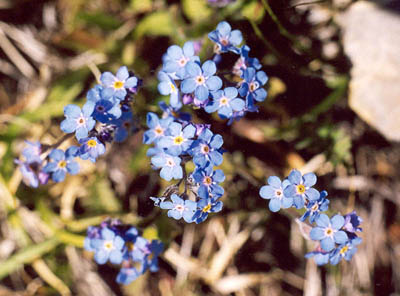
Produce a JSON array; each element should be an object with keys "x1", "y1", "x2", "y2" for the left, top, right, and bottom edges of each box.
[{"x1": 339, "y1": 1, "x2": 400, "y2": 141}]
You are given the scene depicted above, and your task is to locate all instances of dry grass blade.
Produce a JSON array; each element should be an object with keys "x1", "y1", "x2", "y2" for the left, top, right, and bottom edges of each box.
[
  {"x1": 206, "y1": 228, "x2": 250, "y2": 284},
  {"x1": 0, "y1": 27, "x2": 35, "y2": 78}
]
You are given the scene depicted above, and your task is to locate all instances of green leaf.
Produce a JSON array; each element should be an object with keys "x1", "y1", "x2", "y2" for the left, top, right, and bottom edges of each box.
[
  {"x1": 182, "y1": 0, "x2": 212, "y2": 23},
  {"x1": 0, "y1": 238, "x2": 59, "y2": 280},
  {"x1": 133, "y1": 11, "x2": 174, "y2": 39},
  {"x1": 77, "y1": 11, "x2": 122, "y2": 30},
  {"x1": 242, "y1": 1, "x2": 265, "y2": 23},
  {"x1": 130, "y1": 0, "x2": 152, "y2": 13}
]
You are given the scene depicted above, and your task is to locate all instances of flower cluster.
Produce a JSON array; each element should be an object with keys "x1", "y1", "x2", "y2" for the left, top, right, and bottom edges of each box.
[
  {"x1": 144, "y1": 109, "x2": 225, "y2": 224},
  {"x1": 259, "y1": 169, "x2": 363, "y2": 265},
  {"x1": 158, "y1": 21, "x2": 268, "y2": 125},
  {"x1": 15, "y1": 66, "x2": 139, "y2": 187},
  {"x1": 84, "y1": 219, "x2": 163, "y2": 285}
]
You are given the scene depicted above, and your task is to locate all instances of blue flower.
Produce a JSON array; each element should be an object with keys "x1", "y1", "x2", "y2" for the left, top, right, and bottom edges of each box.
[
  {"x1": 60, "y1": 103, "x2": 96, "y2": 141},
  {"x1": 181, "y1": 61, "x2": 222, "y2": 102},
  {"x1": 92, "y1": 99, "x2": 121, "y2": 123},
  {"x1": 205, "y1": 87, "x2": 245, "y2": 119},
  {"x1": 143, "y1": 112, "x2": 173, "y2": 145},
  {"x1": 305, "y1": 249, "x2": 330, "y2": 266},
  {"x1": 192, "y1": 197, "x2": 223, "y2": 224},
  {"x1": 238, "y1": 67, "x2": 268, "y2": 110},
  {"x1": 342, "y1": 211, "x2": 363, "y2": 234},
  {"x1": 329, "y1": 237, "x2": 362, "y2": 265},
  {"x1": 16, "y1": 141, "x2": 48, "y2": 187},
  {"x1": 310, "y1": 214, "x2": 349, "y2": 252},
  {"x1": 116, "y1": 266, "x2": 144, "y2": 285},
  {"x1": 159, "y1": 101, "x2": 191, "y2": 123},
  {"x1": 233, "y1": 45, "x2": 262, "y2": 76},
  {"x1": 151, "y1": 151, "x2": 183, "y2": 181},
  {"x1": 43, "y1": 147, "x2": 79, "y2": 182},
  {"x1": 100, "y1": 66, "x2": 138, "y2": 100},
  {"x1": 112, "y1": 111, "x2": 136, "y2": 142},
  {"x1": 162, "y1": 42, "x2": 200, "y2": 79},
  {"x1": 78, "y1": 137, "x2": 106, "y2": 163},
  {"x1": 160, "y1": 194, "x2": 197, "y2": 223},
  {"x1": 157, "y1": 122, "x2": 196, "y2": 156},
  {"x1": 283, "y1": 169, "x2": 320, "y2": 209},
  {"x1": 90, "y1": 227, "x2": 125, "y2": 265},
  {"x1": 157, "y1": 71, "x2": 181, "y2": 108},
  {"x1": 143, "y1": 239, "x2": 163, "y2": 272},
  {"x1": 300, "y1": 190, "x2": 330, "y2": 223},
  {"x1": 259, "y1": 176, "x2": 293, "y2": 212},
  {"x1": 193, "y1": 164, "x2": 225, "y2": 199},
  {"x1": 190, "y1": 128, "x2": 224, "y2": 167},
  {"x1": 208, "y1": 21, "x2": 242, "y2": 54}
]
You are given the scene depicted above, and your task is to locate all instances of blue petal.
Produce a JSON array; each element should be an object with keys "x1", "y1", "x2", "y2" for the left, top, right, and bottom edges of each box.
[
  {"x1": 320, "y1": 237, "x2": 335, "y2": 252},
  {"x1": 94, "y1": 249, "x2": 109, "y2": 264},
  {"x1": 331, "y1": 214, "x2": 345, "y2": 229},
  {"x1": 267, "y1": 176, "x2": 281, "y2": 188},
  {"x1": 181, "y1": 78, "x2": 196, "y2": 94},
  {"x1": 202, "y1": 60, "x2": 217, "y2": 77},
  {"x1": 160, "y1": 167, "x2": 173, "y2": 181},
  {"x1": 310, "y1": 227, "x2": 325, "y2": 240},
  {"x1": 125, "y1": 76, "x2": 138, "y2": 88},
  {"x1": 183, "y1": 41, "x2": 194, "y2": 57},
  {"x1": 185, "y1": 62, "x2": 201, "y2": 77},
  {"x1": 67, "y1": 161, "x2": 79, "y2": 175},
  {"x1": 216, "y1": 21, "x2": 231, "y2": 36},
  {"x1": 160, "y1": 201, "x2": 173, "y2": 209},
  {"x1": 230, "y1": 98, "x2": 245, "y2": 111},
  {"x1": 210, "y1": 134, "x2": 223, "y2": 149},
  {"x1": 206, "y1": 76, "x2": 222, "y2": 91},
  {"x1": 146, "y1": 112, "x2": 159, "y2": 129},
  {"x1": 269, "y1": 198, "x2": 281, "y2": 212},
  {"x1": 303, "y1": 172, "x2": 317, "y2": 187},
  {"x1": 288, "y1": 169, "x2": 301, "y2": 185},
  {"x1": 116, "y1": 66, "x2": 129, "y2": 80},
  {"x1": 195, "y1": 85, "x2": 209, "y2": 101},
  {"x1": 229, "y1": 29, "x2": 243, "y2": 46},
  {"x1": 64, "y1": 104, "x2": 81, "y2": 118},
  {"x1": 60, "y1": 119, "x2": 76, "y2": 133},
  {"x1": 209, "y1": 151, "x2": 223, "y2": 166},
  {"x1": 100, "y1": 72, "x2": 116, "y2": 86},
  {"x1": 168, "y1": 209, "x2": 183, "y2": 220},
  {"x1": 101, "y1": 228, "x2": 115, "y2": 240},
  {"x1": 334, "y1": 230, "x2": 348, "y2": 244},
  {"x1": 316, "y1": 214, "x2": 330, "y2": 228},
  {"x1": 306, "y1": 188, "x2": 320, "y2": 201},
  {"x1": 183, "y1": 124, "x2": 196, "y2": 139},
  {"x1": 256, "y1": 70, "x2": 268, "y2": 85},
  {"x1": 109, "y1": 249, "x2": 123, "y2": 264},
  {"x1": 259, "y1": 185, "x2": 274, "y2": 199},
  {"x1": 52, "y1": 169, "x2": 66, "y2": 182},
  {"x1": 167, "y1": 45, "x2": 183, "y2": 60},
  {"x1": 49, "y1": 149, "x2": 65, "y2": 162}
]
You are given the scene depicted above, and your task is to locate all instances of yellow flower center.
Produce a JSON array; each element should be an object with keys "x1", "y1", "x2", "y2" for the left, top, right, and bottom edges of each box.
[
  {"x1": 196, "y1": 75, "x2": 205, "y2": 85},
  {"x1": 201, "y1": 145, "x2": 210, "y2": 154},
  {"x1": 339, "y1": 245, "x2": 349, "y2": 255},
  {"x1": 170, "y1": 83, "x2": 176, "y2": 93},
  {"x1": 155, "y1": 127, "x2": 163, "y2": 135},
  {"x1": 104, "y1": 241, "x2": 113, "y2": 250},
  {"x1": 311, "y1": 203, "x2": 319, "y2": 211},
  {"x1": 325, "y1": 227, "x2": 333, "y2": 236},
  {"x1": 204, "y1": 176, "x2": 212, "y2": 185},
  {"x1": 126, "y1": 242, "x2": 135, "y2": 251},
  {"x1": 296, "y1": 184, "x2": 306, "y2": 194},
  {"x1": 87, "y1": 139, "x2": 97, "y2": 147},
  {"x1": 275, "y1": 189, "x2": 282, "y2": 197},
  {"x1": 220, "y1": 97, "x2": 229, "y2": 106},
  {"x1": 173, "y1": 136, "x2": 184, "y2": 145},
  {"x1": 249, "y1": 82, "x2": 258, "y2": 92},
  {"x1": 202, "y1": 204, "x2": 212, "y2": 213},
  {"x1": 220, "y1": 38, "x2": 229, "y2": 46},
  {"x1": 114, "y1": 81, "x2": 124, "y2": 89},
  {"x1": 58, "y1": 160, "x2": 67, "y2": 168}
]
